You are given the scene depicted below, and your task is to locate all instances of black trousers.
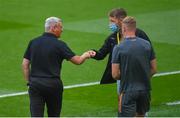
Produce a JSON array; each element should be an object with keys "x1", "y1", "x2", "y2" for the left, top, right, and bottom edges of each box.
[{"x1": 28, "y1": 78, "x2": 63, "y2": 117}]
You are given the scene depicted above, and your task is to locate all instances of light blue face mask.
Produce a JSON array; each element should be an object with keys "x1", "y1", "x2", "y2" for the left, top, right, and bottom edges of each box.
[{"x1": 109, "y1": 23, "x2": 119, "y2": 32}]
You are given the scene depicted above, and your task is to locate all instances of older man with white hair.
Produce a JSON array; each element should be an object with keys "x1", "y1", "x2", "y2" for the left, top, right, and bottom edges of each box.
[{"x1": 22, "y1": 17, "x2": 95, "y2": 117}]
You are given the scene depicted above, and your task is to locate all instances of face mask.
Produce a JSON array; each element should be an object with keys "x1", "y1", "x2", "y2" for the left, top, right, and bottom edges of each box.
[{"x1": 109, "y1": 23, "x2": 119, "y2": 32}]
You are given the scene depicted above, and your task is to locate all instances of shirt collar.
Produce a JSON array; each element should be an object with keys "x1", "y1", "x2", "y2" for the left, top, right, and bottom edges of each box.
[
  {"x1": 43, "y1": 32, "x2": 58, "y2": 38},
  {"x1": 124, "y1": 37, "x2": 137, "y2": 41}
]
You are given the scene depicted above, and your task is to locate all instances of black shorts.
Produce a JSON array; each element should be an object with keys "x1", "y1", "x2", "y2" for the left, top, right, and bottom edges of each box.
[{"x1": 118, "y1": 90, "x2": 151, "y2": 117}]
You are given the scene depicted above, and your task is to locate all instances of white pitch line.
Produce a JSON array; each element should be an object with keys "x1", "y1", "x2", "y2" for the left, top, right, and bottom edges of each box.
[
  {"x1": 64, "y1": 81, "x2": 99, "y2": 89},
  {"x1": 166, "y1": 101, "x2": 180, "y2": 106},
  {"x1": 0, "y1": 70, "x2": 180, "y2": 99},
  {"x1": 153, "y1": 70, "x2": 180, "y2": 77},
  {"x1": 0, "y1": 91, "x2": 28, "y2": 98},
  {"x1": 0, "y1": 82, "x2": 100, "y2": 99}
]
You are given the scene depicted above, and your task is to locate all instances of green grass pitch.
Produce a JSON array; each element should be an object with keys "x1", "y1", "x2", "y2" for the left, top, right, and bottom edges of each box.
[{"x1": 0, "y1": 0, "x2": 180, "y2": 116}]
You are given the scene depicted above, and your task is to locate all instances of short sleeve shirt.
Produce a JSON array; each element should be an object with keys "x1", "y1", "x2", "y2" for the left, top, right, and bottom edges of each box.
[
  {"x1": 112, "y1": 37, "x2": 155, "y2": 92},
  {"x1": 24, "y1": 33, "x2": 75, "y2": 79}
]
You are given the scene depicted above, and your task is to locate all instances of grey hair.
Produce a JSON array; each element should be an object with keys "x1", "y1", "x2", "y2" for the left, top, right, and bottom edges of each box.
[{"x1": 45, "y1": 17, "x2": 62, "y2": 32}]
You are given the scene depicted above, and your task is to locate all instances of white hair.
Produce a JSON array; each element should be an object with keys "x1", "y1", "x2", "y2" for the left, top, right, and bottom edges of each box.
[{"x1": 45, "y1": 17, "x2": 62, "y2": 32}]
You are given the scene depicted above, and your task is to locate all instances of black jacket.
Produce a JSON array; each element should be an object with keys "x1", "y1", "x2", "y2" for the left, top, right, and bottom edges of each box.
[{"x1": 92, "y1": 28, "x2": 152, "y2": 84}]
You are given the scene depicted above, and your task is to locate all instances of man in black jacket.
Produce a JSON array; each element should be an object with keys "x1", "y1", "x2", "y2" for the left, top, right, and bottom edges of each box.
[
  {"x1": 90, "y1": 8, "x2": 154, "y2": 113},
  {"x1": 92, "y1": 8, "x2": 153, "y2": 84}
]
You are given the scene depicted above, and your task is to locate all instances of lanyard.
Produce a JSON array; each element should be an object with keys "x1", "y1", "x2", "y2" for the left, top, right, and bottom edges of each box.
[{"x1": 117, "y1": 32, "x2": 120, "y2": 44}]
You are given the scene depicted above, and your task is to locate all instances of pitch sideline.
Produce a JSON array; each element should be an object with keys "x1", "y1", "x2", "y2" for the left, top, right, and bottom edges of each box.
[{"x1": 0, "y1": 70, "x2": 180, "y2": 99}]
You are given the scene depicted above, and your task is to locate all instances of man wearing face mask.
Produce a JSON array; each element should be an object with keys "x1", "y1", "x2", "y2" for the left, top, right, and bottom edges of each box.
[
  {"x1": 92, "y1": 8, "x2": 152, "y2": 84},
  {"x1": 90, "y1": 8, "x2": 154, "y2": 112}
]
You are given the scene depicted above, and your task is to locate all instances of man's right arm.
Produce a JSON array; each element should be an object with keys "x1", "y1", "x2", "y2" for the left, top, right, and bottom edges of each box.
[
  {"x1": 112, "y1": 63, "x2": 120, "y2": 80},
  {"x1": 111, "y1": 46, "x2": 121, "y2": 80}
]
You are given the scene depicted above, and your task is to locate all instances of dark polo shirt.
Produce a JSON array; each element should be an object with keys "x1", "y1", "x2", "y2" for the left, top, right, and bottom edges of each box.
[
  {"x1": 112, "y1": 37, "x2": 155, "y2": 92},
  {"x1": 24, "y1": 32, "x2": 75, "y2": 87}
]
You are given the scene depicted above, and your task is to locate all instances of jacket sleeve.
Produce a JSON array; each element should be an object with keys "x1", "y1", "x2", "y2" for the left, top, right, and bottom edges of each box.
[
  {"x1": 136, "y1": 28, "x2": 151, "y2": 43},
  {"x1": 92, "y1": 38, "x2": 110, "y2": 60}
]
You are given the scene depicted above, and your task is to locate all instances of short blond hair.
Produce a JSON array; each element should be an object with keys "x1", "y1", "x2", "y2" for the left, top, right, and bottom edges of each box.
[{"x1": 122, "y1": 16, "x2": 136, "y2": 30}]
